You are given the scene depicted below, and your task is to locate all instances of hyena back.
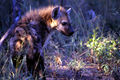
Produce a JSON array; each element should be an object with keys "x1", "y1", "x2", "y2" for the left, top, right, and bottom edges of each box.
[{"x1": 9, "y1": 6, "x2": 74, "y2": 79}]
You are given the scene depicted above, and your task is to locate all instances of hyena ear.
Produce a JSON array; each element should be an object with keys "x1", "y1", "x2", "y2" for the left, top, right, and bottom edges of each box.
[
  {"x1": 52, "y1": 6, "x2": 60, "y2": 19},
  {"x1": 66, "y1": 8, "x2": 72, "y2": 15}
]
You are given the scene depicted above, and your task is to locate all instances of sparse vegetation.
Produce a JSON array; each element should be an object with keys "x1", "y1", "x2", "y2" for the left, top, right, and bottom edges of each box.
[{"x1": 86, "y1": 29, "x2": 120, "y2": 74}]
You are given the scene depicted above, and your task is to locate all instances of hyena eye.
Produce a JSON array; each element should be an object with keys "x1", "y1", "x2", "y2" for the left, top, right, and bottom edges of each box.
[{"x1": 62, "y1": 22, "x2": 68, "y2": 26}]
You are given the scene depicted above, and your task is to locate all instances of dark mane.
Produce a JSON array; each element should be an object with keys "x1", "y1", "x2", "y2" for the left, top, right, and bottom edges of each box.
[{"x1": 17, "y1": 6, "x2": 66, "y2": 27}]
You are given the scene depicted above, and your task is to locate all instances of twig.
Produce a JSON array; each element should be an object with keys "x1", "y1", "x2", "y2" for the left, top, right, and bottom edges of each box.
[
  {"x1": 0, "y1": 20, "x2": 18, "y2": 49},
  {"x1": 0, "y1": 0, "x2": 22, "y2": 49}
]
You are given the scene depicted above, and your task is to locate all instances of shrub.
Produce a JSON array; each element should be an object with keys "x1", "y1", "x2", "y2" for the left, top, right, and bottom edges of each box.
[{"x1": 86, "y1": 29, "x2": 120, "y2": 74}]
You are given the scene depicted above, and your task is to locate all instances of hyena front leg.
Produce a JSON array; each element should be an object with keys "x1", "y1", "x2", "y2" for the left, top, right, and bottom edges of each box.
[
  {"x1": 26, "y1": 35, "x2": 46, "y2": 79},
  {"x1": 27, "y1": 52, "x2": 46, "y2": 79}
]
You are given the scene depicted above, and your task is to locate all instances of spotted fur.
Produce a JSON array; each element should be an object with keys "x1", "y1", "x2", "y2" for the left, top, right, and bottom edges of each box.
[{"x1": 9, "y1": 6, "x2": 74, "y2": 79}]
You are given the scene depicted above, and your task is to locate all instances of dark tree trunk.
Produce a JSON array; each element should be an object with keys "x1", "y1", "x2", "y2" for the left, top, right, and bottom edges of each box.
[{"x1": 60, "y1": 0, "x2": 66, "y2": 6}]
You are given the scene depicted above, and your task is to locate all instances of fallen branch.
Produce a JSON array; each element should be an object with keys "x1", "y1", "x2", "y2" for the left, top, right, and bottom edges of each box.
[
  {"x1": 0, "y1": 21, "x2": 18, "y2": 49},
  {"x1": 0, "y1": 0, "x2": 22, "y2": 49}
]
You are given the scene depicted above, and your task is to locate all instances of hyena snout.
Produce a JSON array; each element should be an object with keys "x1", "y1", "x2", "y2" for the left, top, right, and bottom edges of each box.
[
  {"x1": 67, "y1": 26, "x2": 74, "y2": 36},
  {"x1": 57, "y1": 24, "x2": 74, "y2": 36},
  {"x1": 64, "y1": 26, "x2": 74, "y2": 36}
]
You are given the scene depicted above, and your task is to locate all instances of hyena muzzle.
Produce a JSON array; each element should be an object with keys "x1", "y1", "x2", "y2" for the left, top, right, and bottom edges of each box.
[{"x1": 9, "y1": 6, "x2": 74, "y2": 79}]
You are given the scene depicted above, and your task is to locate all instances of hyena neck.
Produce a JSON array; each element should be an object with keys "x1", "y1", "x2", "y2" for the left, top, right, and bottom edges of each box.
[
  {"x1": 36, "y1": 6, "x2": 57, "y2": 43},
  {"x1": 37, "y1": 6, "x2": 59, "y2": 30}
]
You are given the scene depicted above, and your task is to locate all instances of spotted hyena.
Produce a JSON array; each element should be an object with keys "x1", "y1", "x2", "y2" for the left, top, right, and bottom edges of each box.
[{"x1": 9, "y1": 6, "x2": 74, "y2": 79}]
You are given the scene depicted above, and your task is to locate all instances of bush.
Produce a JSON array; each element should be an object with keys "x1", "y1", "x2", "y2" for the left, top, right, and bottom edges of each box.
[{"x1": 86, "y1": 29, "x2": 120, "y2": 74}]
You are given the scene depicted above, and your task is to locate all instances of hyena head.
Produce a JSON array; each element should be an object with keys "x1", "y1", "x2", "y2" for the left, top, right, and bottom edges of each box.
[{"x1": 50, "y1": 6, "x2": 74, "y2": 36}]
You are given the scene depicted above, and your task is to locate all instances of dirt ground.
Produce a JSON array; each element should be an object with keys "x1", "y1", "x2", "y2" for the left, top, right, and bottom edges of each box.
[{"x1": 45, "y1": 51, "x2": 115, "y2": 80}]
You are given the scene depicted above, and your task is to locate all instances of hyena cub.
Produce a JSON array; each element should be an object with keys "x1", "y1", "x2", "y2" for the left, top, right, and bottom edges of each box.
[{"x1": 9, "y1": 6, "x2": 74, "y2": 79}]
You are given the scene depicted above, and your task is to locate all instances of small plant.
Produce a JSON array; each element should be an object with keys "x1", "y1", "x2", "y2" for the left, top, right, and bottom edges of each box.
[
  {"x1": 68, "y1": 59, "x2": 85, "y2": 70},
  {"x1": 86, "y1": 29, "x2": 120, "y2": 74}
]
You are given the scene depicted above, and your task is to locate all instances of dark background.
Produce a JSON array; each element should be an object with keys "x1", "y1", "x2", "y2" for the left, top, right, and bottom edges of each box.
[{"x1": 0, "y1": 0, "x2": 120, "y2": 38}]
